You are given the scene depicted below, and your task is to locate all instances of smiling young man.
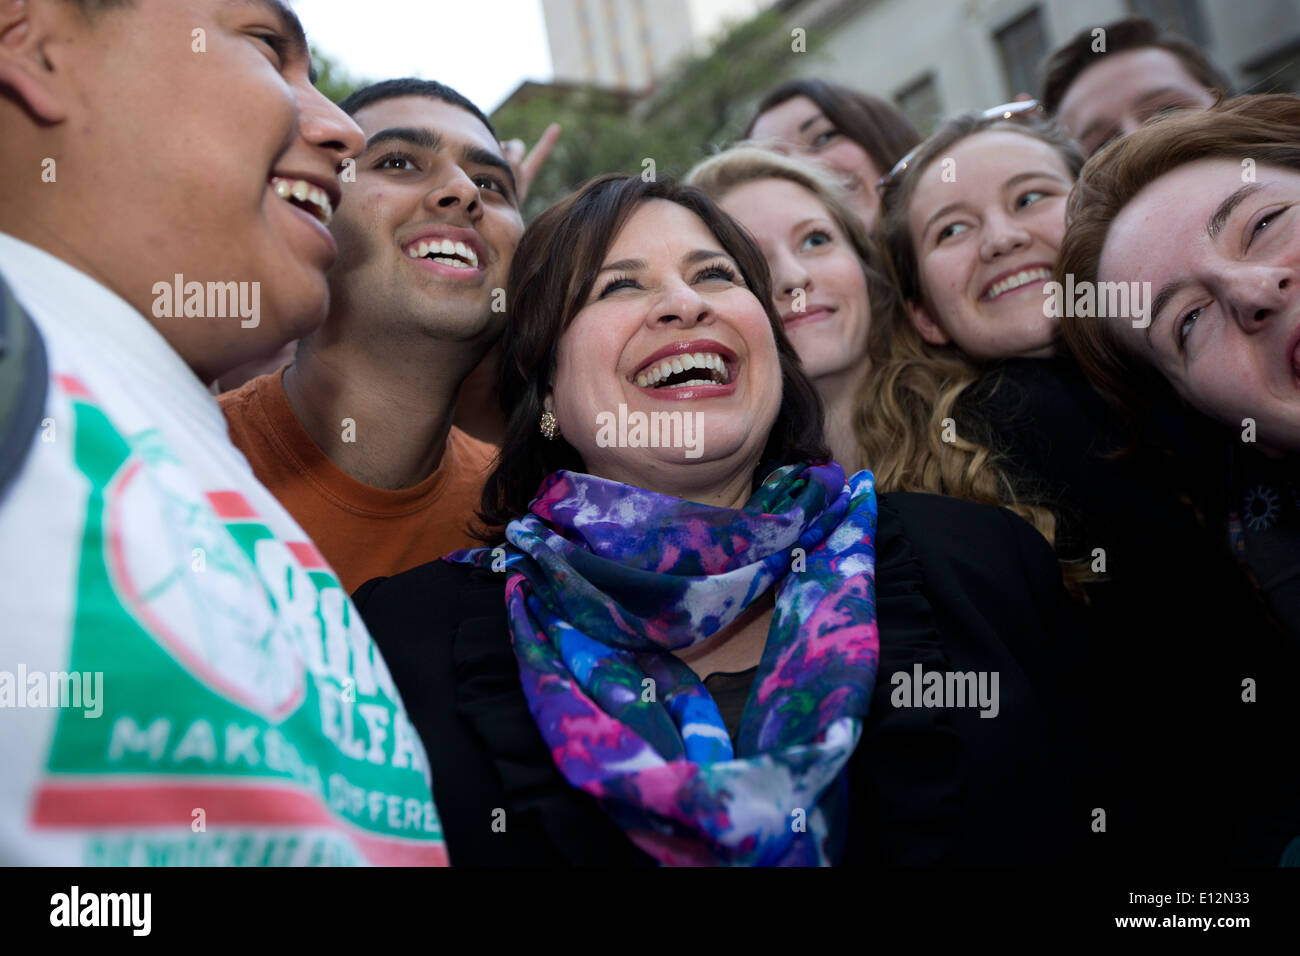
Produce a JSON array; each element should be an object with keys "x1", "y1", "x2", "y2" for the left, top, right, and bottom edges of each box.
[
  {"x1": 1041, "y1": 16, "x2": 1229, "y2": 157},
  {"x1": 220, "y1": 78, "x2": 524, "y2": 593},
  {"x1": 0, "y1": 0, "x2": 447, "y2": 865}
]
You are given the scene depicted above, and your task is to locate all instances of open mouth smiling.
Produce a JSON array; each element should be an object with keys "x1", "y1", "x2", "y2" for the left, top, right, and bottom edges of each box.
[
  {"x1": 630, "y1": 340, "x2": 736, "y2": 390},
  {"x1": 269, "y1": 175, "x2": 335, "y2": 226},
  {"x1": 405, "y1": 237, "x2": 481, "y2": 270},
  {"x1": 980, "y1": 265, "x2": 1053, "y2": 302}
]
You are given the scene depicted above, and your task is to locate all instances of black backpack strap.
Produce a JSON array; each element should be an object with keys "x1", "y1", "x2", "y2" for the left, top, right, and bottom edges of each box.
[{"x1": 0, "y1": 272, "x2": 49, "y2": 500}]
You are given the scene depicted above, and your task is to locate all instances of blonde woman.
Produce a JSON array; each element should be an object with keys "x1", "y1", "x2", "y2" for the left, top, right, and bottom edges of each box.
[{"x1": 686, "y1": 146, "x2": 1055, "y2": 544}]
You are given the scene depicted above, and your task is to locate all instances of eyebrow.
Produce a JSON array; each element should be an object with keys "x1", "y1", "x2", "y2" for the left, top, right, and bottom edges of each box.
[
  {"x1": 464, "y1": 145, "x2": 518, "y2": 198},
  {"x1": 1207, "y1": 182, "x2": 1264, "y2": 240},
  {"x1": 597, "y1": 249, "x2": 731, "y2": 274},
  {"x1": 228, "y1": 0, "x2": 314, "y2": 82},
  {"x1": 797, "y1": 112, "x2": 827, "y2": 134},
  {"x1": 365, "y1": 126, "x2": 441, "y2": 152},
  {"x1": 363, "y1": 128, "x2": 518, "y2": 199},
  {"x1": 1078, "y1": 117, "x2": 1116, "y2": 147},
  {"x1": 790, "y1": 216, "x2": 830, "y2": 232}
]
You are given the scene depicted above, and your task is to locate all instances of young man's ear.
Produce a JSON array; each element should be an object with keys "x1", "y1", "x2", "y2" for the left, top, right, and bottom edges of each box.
[
  {"x1": 909, "y1": 300, "x2": 951, "y2": 347},
  {"x1": 0, "y1": 0, "x2": 73, "y2": 124}
]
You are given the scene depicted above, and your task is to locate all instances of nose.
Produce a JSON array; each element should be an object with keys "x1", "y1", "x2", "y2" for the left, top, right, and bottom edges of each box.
[
  {"x1": 649, "y1": 277, "x2": 713, "y2": 330},
  {"x1": 770, "y1": 247, "x2": 812, "y2": 303},
  {"x1": 297, "y1": 85, "x2": 365, "y2": 169},
  {"x1": 979, "y1": 208, "x2": 1031, "y2": 261},
  {"x1": 421, "y1": 161, "x2": 482, "y2": 221},
  {"x1": 1225, "y1": 263, "x2": 1295, "y2": 334}
]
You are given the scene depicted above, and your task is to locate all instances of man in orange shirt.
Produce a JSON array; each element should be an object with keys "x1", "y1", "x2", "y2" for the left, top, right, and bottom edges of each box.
[{"x1": 222, "y1": 79, "x2": 525, "y2": 593}]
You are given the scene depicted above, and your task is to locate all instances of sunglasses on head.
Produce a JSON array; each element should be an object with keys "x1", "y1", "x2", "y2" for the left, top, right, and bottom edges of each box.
[{"x1": 876, "y1": 99, "x2": 1045, "y2": 190}]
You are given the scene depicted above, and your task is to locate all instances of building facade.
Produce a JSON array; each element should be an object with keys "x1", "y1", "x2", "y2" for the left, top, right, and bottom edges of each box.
[
  {"x1": 772, "y1": 0, "x2": 1300, "y2": 133},
  {"x1": 542, "y1": 0, "x2": 774, "y2": 90}
]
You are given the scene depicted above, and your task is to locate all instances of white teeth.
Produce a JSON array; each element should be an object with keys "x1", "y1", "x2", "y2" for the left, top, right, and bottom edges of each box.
[
  {"x1": 985, "y1": 267, "x2": 1052, "y2": 300},
  {"x1": 634, "y1": 350, "x2": 730, "y2": 387},
  {"x1": 270, "y1": 176, "x2": 334, "y2": 225},
  {"x1": 428, "y1": 255, "x2": 473, "y2": 269},
  {"x1": 403, "y1": 237, "x2": 480, "y2": 268}
]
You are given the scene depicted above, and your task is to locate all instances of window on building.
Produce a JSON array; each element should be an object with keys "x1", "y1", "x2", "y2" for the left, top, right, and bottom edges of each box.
[
  {"x1": 994, "y1": 6, "x2": 1048, "y2": 100},
  {"x1": 895, "y1": 73, "x2": 943, "y2": 137},
  {"x1": 1128, "y1": 0, "x2": 1209, "y2": 47}
]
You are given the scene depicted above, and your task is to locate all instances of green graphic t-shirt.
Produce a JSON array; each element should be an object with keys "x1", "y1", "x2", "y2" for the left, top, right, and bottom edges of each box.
[{"x1": 0, "y1": 234, "x2": 447, "y2": 866}]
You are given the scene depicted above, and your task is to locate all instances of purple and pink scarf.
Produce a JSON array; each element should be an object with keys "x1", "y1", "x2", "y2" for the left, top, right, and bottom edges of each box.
[{"x1": 447, "y1": 461, "x2": 879, "y2": 865}]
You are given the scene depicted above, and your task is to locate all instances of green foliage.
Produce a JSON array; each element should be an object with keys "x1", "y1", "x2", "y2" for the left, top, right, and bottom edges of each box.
[
  {"x1": 492, "y1": 9, "x2": 804, "y2": 220},
  {"x1": 312, "y1": 44, "x2": 368, "y2": 105}
]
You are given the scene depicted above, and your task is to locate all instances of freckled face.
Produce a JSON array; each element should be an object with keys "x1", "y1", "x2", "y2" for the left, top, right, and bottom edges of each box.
[{"x1": 1100, "y1": 159, "x2": 1300, "y2": 455}]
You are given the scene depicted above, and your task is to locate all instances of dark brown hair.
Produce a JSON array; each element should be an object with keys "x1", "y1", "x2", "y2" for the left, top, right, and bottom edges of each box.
[
  {"x1": 476, "y1": 174, "x2": 830, "y2": 536},
  {"x1": 1041, "y1": 16, "x2": 1232, "y2": 115},
  {"x1": 744, "y1": 79, "x2": 921, "y2": 178},
  {"x1": 1058, "y1": 93, "x2": 1300, "y2": 428}
]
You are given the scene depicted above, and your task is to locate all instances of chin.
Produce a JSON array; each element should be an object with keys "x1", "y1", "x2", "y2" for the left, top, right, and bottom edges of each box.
[{"x1": 267, "y1": 283, "x2": 330, "y2": 341}]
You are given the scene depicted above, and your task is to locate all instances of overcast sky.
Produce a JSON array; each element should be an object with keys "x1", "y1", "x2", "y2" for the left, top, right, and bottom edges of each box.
[{"x1": 293, "y1": 0, "x2": 555, "y2": 113}]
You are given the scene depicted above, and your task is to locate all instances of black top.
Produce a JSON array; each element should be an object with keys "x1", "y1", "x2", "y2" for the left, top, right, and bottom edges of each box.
[
  {"x1": 355, "y1": 492, "x2": 1096, "y2": 867},
  {"x1": 960, "y1": 357, "x2": 1300, "y2": 864},
  {"x1": 701, "y1": 669, "x2": 756, "y2": 740},
  {"x1": 1227, "y1": 445, "x2": 1300, "y2": 637}
]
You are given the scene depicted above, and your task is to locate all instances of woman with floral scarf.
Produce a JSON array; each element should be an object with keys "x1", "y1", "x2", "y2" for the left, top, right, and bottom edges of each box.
[{"x1": 354, "y1": 174, "x2": 1088, "y2": 867}]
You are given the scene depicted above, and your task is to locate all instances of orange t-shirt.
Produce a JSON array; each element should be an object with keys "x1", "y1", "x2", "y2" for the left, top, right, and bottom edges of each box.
[{"x1": 219, "y1": 369, "x2": 496, "y2": 594}]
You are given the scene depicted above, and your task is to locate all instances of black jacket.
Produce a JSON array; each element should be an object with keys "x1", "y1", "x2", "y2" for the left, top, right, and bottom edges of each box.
[
  {"x1": 355, "y1": 492, "x2": 1094, "y2": 866},
  {"x1": 960, "y1": 357, "x2": 1300, "y2": 864}
]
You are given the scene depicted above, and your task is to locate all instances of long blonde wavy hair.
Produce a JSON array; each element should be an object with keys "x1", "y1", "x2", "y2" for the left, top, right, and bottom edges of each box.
[{"x1": 868, "y1": 113, "x2": 1086, "y2": 551}]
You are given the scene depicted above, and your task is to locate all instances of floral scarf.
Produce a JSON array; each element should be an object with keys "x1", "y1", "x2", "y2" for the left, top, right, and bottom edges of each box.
[{"x1": 446, "y1": 461, "x2": 879, "y2": 865}]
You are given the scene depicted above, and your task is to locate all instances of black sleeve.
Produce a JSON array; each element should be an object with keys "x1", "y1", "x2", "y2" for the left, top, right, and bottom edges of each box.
[
  {"x1": 845, "y1": 493, "x2": 1092, "y2": 866},
  {"x1": 353, "y1": 561, "x2": 651, "y2": 866},
  {"x1": 351, "y1": 562, "x2": 527, "y2": 866}
]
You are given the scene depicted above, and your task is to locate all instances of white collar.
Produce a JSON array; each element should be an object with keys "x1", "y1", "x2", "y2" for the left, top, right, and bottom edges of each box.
[{"x1": 0, "y1": 231, "x2": 224, "y2": 432}]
